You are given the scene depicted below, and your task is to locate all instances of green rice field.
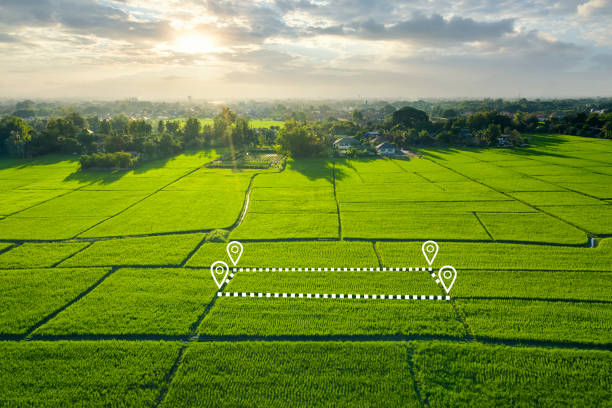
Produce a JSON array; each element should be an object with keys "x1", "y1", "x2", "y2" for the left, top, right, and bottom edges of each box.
[{"x1": 0, "y1": 133, "x2": 611, "y2": 406}]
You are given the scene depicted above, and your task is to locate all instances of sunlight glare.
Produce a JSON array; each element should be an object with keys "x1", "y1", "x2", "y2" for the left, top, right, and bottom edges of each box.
[{"x1": 174, "y1": 33, "x2": 216, "y2": 54}]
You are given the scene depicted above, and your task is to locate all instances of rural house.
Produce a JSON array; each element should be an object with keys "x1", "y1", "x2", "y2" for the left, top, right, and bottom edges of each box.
[
  {"x1": 333, "y1": 136, "x2": 362, "y2": 153},
  {"x1": 376, "y1": 142, "x2": 396, "y2": 155}
]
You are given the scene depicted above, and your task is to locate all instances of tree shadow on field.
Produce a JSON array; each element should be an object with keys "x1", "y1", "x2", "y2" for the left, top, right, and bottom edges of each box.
[
  {"x1": 417, "y1": 134, "x2": 575, "y2": 162},
  {"x1": 286, "y1": 156, "x2": 380, "y2": 185},
  {"x1": 62, "y1": 148, "x2": 225, "y2": 187}
]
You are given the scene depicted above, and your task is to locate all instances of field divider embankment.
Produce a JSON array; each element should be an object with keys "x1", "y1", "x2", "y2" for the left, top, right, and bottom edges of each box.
[
  {"x1": 27, "y1": 333, "x2": 189, "y2": 342},
  {"x1": 332, "y1": 161, "x2": 342, "y2": 240},
  {"x1": 21, "y1": 266, "x2": 120, "y2": 340},
  {"x1": 0, "y1": 242, "x2": 21, "y2": 256},
  {"x1": 425, "y1": 157, "x2": 596, "y2": 238},
  {"x1": 52, "y1": 241, "x2": 94, "y2": 267},
  {"x1": 405, "y1": 342, "x2": 431, "y2": 408},
  {"x1": 224, "y1": 157, "x2": 287, "y2": 232},
  {"x1": 5, "y1": 332, "x2": 612, "y2": 351},
  {"x1": 472, "y1": 212, "x2": 494, "y2": 240},
  {"x1": 153, "y1": 345, "x2": 187, "y2": 408},
  {"x1": 0, "y1": 233, "x2": 597, "y2": 247}
]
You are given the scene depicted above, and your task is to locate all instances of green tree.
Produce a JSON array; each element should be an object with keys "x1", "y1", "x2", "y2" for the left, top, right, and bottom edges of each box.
[
  {"x1": 277, "y1": 120, "x2": 321, "y2": 158},
  {"x1": 183, "y1": 117, "x2": 201, "y2": 148},
  {"x1": 0, "y1": 116, "x2": 31, "y2": 155}
]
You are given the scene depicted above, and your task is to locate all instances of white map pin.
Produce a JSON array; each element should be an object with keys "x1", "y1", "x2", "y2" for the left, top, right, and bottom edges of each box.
[
  {"x1": 422, "y1": 240, "x2": 439, "y2": 265},
  {"x1": 436, "y1": 266, "x2": 457, "y2": 294},
  {"x1": 210, "y1": 261, "x2": 229, "y2": 289},
  {"x1": 226, "y1": 241, "x2": 243, "y2": 266}
]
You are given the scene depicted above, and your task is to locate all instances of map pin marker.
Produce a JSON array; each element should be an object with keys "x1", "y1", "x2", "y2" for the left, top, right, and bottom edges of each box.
[
  {"x1": 436, "y1": 266, "x2": 457, "y2": 294},
  {"x1": 226, "y1": 241, "x2": 243, "y2": 266},
  {"x1": 210, "y1": 261, "x2": 229, "y2": 289},
  {"x1": 422, "y1": 240, "x2": 439, "y2": 265}
]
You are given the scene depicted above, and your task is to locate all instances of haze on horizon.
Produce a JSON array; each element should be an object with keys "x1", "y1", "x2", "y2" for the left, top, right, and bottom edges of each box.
[{"x1": 0, "y1": 0, "x2": 611, "y2": 100}]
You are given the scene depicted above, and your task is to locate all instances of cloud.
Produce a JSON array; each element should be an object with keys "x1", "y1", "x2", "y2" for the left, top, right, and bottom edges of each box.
[
  {"x1": 0, "y1": 0, "x2": 172, "y2": 42},
  {"x1": 0, "y1": 33, "x2": 20, "y2": 43},
  {"x1": 315, "y1": 13, "x2": 515, "y2": 44},
  {"x1": 577, "y1": 0, "x2": 612, "y2": 17}
]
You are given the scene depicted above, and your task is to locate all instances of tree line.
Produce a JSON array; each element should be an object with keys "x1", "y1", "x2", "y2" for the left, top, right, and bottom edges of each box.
[
  {"x1": 0, "y1": 107, "x2": 263, "y2": 166},
  {"x1": 1, "y1": 104, "x2": 610, "y2": 164}
]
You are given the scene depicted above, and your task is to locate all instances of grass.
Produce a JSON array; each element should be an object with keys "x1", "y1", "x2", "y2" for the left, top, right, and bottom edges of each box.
[
  {"x1": 0, "y1": 268, "x2": 110, "y2": 336},
  {"x1": 0, "y1": 216, "x2": 104, "y2": 240},
  {"x1": 161, "y1": 342, "x2": 420, "y2": 407},
  {"x1": 0, "y1": 341, "x2": 181, "y2": 407},
  {"x1": 457, "y1": 299, "x2": 612, "y2": 345},
  {"x1": 342, "y1": 212, "x2": 491, "y2": 240},
  {"x1": 476, "y1": 212, "x2": 587, "y2": 244},
  {"x1": 412, "y1": 341, "x2": 612, "y2": 407},
  {"x1": 199, "y1": 298, "x2": 465, "y2": 338},
  {"x1": 0, "y1": 136, "x2": 610, "y2": 404},
  {"x1": 34, "y1": 268, "x2": 218, "y2": 337},
  {"x1": 60, "y1": 234, "x2": 205, "y2": 267},
  {"x1": 187, "y1": 241, "x2": 379, "y2": 267},
  {"x1": 451, "y1": 270, "x2": 612, "y2": 301},
  {"x1": 231, "y1": 212, "x2": 339, "y2": 239},
  {"x1": 376, "y1": 239, "x2": 612, "y2": 270},
  {"x1": 224, "y1": 269, "x2": 437, "y2": 295},
  {"x1": 79, "y1": 190, "x2": 246, "y2": 237},
  {"x1": 0, "y1": 242, "x2": 89, "y2": 268}
]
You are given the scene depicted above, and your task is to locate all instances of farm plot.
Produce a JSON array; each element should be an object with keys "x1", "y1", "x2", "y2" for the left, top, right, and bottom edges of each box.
[
  {"x1": 0, "y1": 242, "x2": 89, "y2": 268},
  {"x1": 376, "y1": 239, "x2": 612, "y2": 270},
  {"x1": 451, "y1": 270, "x2": 612, "y2": 301},
  {"x1": 0, "y1": 267, "x2": 110, "y2": 337},
  {"x1": 60, "y1": 234, "x2": 205, "y2": 267},
  {"x1": 79, "y1": 189, "x2": 246, "y2": 237},
  {"x1": 231, "y1": 160, "x2": 339, "y2": 239},
  {"x1": 34, "y1": 268, "x2": 218, "y2": 338},
  {"x1": 15, "y1": 190, "x2": 151, "y2": 217},
  {"x1": 0, "y1": 189, "x2": 69, "y2": 215},
  {"x1": 0, "y1": 215, "x2": 106, "y2": 240},
  {"x1": 199, "y1": 298, "x2": 464, "y2": 338},
  {"x1": 457, "y1": 299, "x2": 612, "y2": 345},
  {"x1": 342, "y1": 211, "x2": 491, "y2": 240},
  {"x1": 412, "y1": 341, "x2": 612, "y2": 407},
  {"x1": 508, "y1": 191, "x2": 605, "y2": 206},
  {"x1": 476, "y1": 212, "x2": 587, "y2": 244},
  {"x1": 539, "y1": 205, "x2": 612, "y2": 235},
  {"x1": 223, "y1": 268, "x2": 437, "y2": 295},
  {"x1": 187, "y1": 241, "x2": 379, "y2": 267},
  {"x1": 0, "y1": 341, "x2": 181, "y2": 407},
  {"x1": 161, "y1": 342, "x2": 420, "y2": 408}
]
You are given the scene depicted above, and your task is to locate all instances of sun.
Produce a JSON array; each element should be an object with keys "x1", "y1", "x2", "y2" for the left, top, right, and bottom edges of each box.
[{"x1": 174, "y1": 33, "x2": 216, "y2": 54}]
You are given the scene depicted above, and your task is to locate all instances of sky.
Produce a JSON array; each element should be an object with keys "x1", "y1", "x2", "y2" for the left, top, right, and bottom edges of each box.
[{"x1": 0, "y1": 0, "x2": 611, "y2": 100}]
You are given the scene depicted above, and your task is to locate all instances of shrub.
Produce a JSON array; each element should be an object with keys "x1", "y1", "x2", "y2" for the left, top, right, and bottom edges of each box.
[{"x1": 79, "y1": 152, "x2": 137, "y2": 170}]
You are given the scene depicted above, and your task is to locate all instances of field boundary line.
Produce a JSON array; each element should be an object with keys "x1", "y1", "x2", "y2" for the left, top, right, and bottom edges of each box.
[
  {"x1": 0, "y1": 234, "x2": 600, "y2": 247},
  {"x1": 154, "y1": 345, "x2": 187, "y2": 408},
  {"x1": 472, "y1": 211, "x2": 494, "y2": 240},
  {"x1": 179, "y1": 235, "x2": 208, "y2": 267},
  {"x1": 51, "y1": 241, "x2": 94, "y2": 267},
  {"x1": 216, "y1": 292, "x2": 450, "y2": 300},
  {"x1": 405, "y1": 342, "x2": 430, "y2": 408},
  {"x1": 22, "y1": 266, "x2": 119, "y2": 340},
  {"x1": 0, "y1": 242, "x2": 21, "y2": 256},
  {"x1": 230, "y1": 266, "x2": 433, "y2": 272},
  {"x1": 426, "y1": 157, "x2": 596, "y2": 238},
  {"x1": 332, "y1": 161, "x2": 342, "y2": 240}
]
